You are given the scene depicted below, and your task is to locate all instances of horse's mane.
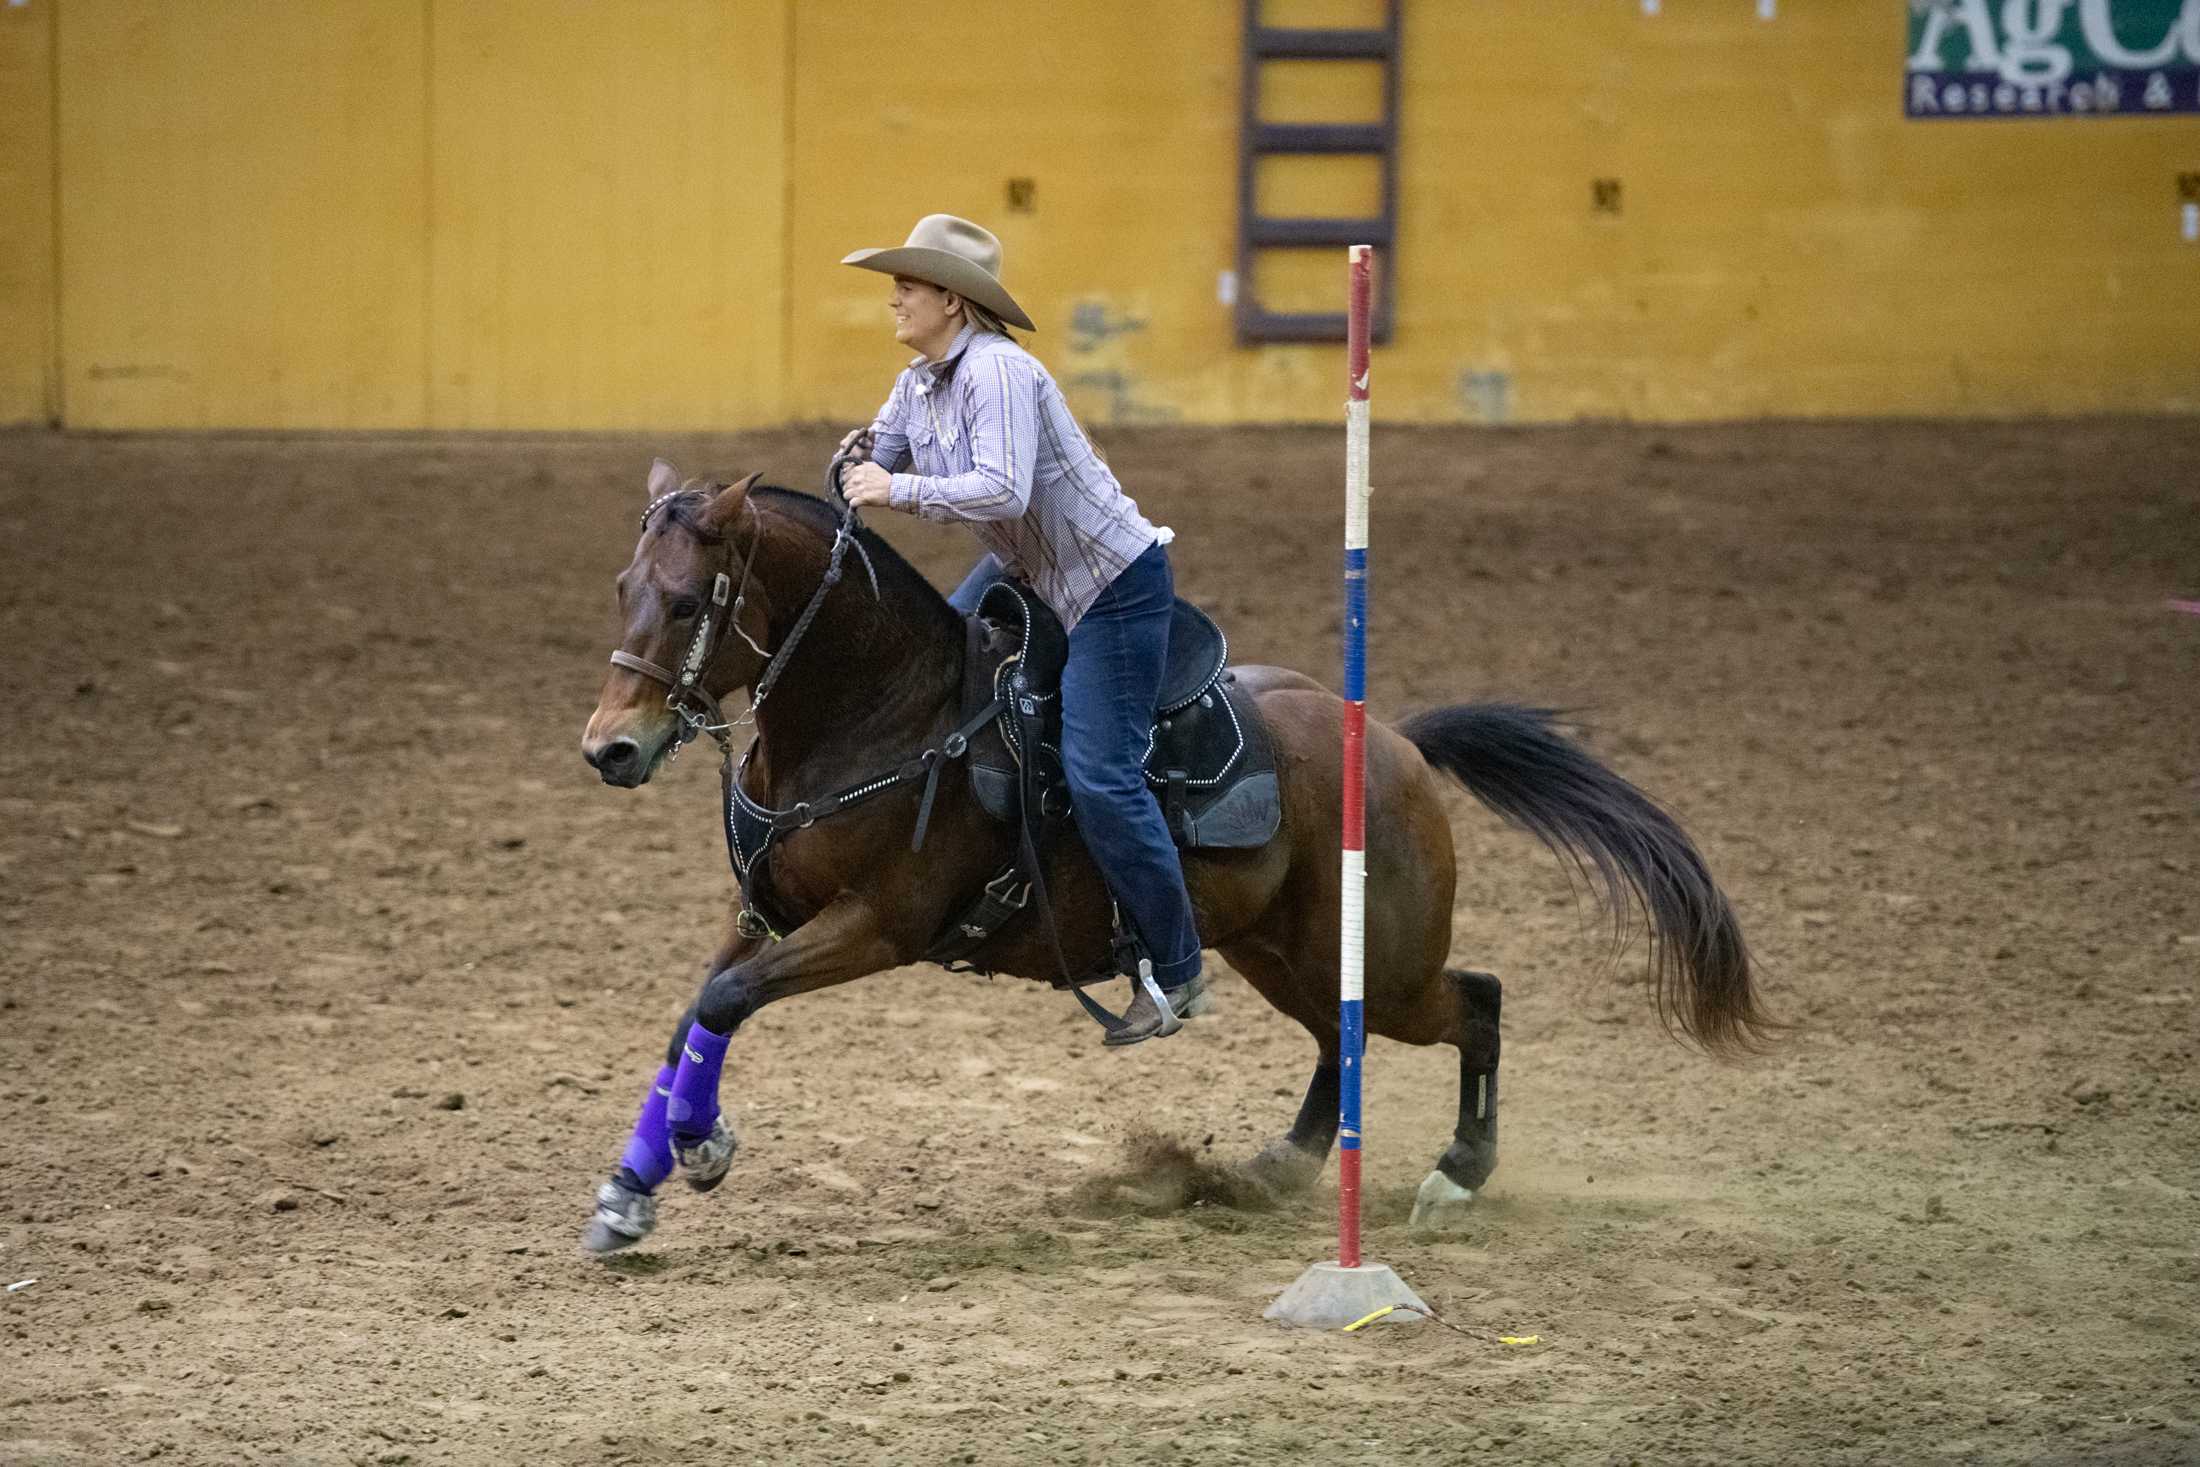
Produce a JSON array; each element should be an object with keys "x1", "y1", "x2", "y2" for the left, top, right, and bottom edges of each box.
[{"x1": 652, "y1": 482, "x2": 961, "y2": 643}]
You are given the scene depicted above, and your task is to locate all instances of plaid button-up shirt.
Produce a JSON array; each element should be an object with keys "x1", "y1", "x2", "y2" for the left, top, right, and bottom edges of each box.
[{"x1": 870, "y1": 325, "x2": 1166, "y2": 630}]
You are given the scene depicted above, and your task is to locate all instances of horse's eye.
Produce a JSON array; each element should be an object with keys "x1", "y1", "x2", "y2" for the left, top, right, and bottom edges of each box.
[{"x1": 668, "y1": 599, "x2": 701, "y2": 622}]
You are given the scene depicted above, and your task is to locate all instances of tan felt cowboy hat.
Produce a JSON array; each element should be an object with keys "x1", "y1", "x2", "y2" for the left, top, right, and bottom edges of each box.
[{"x1": 841, "y1": 214, "x2": 1036, "y2": 332}]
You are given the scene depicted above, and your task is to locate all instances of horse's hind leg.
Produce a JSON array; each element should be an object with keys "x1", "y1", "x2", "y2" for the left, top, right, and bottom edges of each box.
[
  {"x1": 1222, "y1": 941, "x2": 1341, "y2": 1194},
  {"x1": 1250, "y1": 1049, "x2": 1341, "y2": 1193},
  {"x1": 1408, "y1": 968, "x2": 1502, "y2": 1235}
]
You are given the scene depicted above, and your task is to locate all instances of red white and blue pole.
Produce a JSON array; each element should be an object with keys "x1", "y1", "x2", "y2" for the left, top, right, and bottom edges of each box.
[
  {"x1": 1338, "y1": 244, "x2": 1373, "y2": 1271},
  {"x1": 1265, "y1": 246, "x2": 1425, "y2": 1327}
]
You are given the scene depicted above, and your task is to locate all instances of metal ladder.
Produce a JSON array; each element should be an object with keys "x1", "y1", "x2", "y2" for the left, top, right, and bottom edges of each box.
[{"x1": 1235, "y1": 0, "x2": 1400, "y2": 344}]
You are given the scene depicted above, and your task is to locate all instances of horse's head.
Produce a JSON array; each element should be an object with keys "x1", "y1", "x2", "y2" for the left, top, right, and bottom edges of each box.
[{"x1": 582, "y1": 459, "x2": 771, "y2": 787}]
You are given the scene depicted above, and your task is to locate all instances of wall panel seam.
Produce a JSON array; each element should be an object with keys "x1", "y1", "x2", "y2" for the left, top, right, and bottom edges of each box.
[
  {"x1": 780, "y1": 0, "x2": 796, "y2": 426},
  {"x1": 46, "y1": 0, "x2": 63, "y2": 425},
  {"x1": 422, "y1": 0, "x2": 436, "y2": 429}
]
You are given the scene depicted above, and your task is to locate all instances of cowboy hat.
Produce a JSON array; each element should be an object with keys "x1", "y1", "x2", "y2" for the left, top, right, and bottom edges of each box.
[{"x1": 841, "y1": 214, "x2": 1036, "y2": 332}]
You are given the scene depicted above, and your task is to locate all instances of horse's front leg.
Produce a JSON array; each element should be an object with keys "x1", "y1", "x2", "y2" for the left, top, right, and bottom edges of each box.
[
  {"x1": 581, "y1": 896, "x2": 894, "y2": 1254},
  {"x1": 582, "y1": 931, "x2": 752, "y2": 1255}
]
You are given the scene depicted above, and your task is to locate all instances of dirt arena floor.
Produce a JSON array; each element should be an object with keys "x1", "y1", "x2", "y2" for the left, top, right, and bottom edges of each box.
[{"x1": 1, "y1": 418, "x2": 2195, "y2": 1466}]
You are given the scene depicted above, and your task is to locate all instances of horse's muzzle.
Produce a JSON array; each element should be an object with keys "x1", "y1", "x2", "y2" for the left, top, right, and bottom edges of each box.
[{"x1": 583, "y1": 734, "x2": 651, "y2": 787}]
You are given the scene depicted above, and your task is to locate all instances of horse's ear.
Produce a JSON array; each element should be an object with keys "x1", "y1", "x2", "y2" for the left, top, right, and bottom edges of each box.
[
  {"x1": 646, "y1": 457, "x2": 681, "y2": 501},
  {"x1": 701, "y1": 471, "x2": 764, "y2": 535}
]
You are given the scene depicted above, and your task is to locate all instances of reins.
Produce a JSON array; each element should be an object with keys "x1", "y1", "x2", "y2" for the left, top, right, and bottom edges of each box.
[
  {"x1": 603, "y1": 452, "x2": 1137, "y2": 1025},
  {"x1": 605, "y1": 450, "x2": 1000, "y2": 941},
  {"x1": 611, "y1": 454, "x2": 879, "y2": 762},
  {"x1": 745, "y1": 458, "x2": 876, "y2": 721},
  {"x1": 607, "y1": 505, "x2": 766, "y2": 754}
]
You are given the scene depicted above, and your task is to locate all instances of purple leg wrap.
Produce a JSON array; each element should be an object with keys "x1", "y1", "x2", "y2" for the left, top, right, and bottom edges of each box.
[
  {"x1": 665, "y1": 1023, "x2": 731, "y2": 1143},
  {"x1": 616, "y1": 1065, "x2": 677, "y2": 1192}
]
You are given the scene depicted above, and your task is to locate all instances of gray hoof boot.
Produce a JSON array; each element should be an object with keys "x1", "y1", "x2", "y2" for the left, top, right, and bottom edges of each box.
[
  {"x1": 674, "y1": 1114, "x2": 737, "y2": 1194},
  {"x1": 582, "y1": 1178, "x2": 657, "y2": 1254}
]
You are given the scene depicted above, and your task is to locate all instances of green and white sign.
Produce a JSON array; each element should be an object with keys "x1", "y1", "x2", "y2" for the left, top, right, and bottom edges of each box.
[{"x1": 1906, "y1": 0, "x2": 2200, "y2": 117}]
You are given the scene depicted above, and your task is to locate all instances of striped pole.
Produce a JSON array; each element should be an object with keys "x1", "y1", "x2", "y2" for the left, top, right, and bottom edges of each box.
[
  {"x1": 1263, "y1": 245, "x2": 1427, "y2": 1327},
  {"x1": 1338, "y1": 244, "x2": 1373, "y2": 1271}
]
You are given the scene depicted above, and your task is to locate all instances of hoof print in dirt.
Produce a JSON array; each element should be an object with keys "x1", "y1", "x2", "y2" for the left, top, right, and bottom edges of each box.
[{"x1": 1070, "y1": 1130, "x2": 1279, "y2": 1217}]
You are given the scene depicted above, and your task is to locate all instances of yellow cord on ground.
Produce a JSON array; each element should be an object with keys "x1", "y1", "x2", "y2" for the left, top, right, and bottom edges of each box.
[{"x1": 1337, "y1": 1303, "x2": 1543, "y2": 1345}]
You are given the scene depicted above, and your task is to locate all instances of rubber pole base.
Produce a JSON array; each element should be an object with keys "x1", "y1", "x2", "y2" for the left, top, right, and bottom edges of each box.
[{"x1": 1264, "y1": 1260, "x2": 1429, "y2": 1330}]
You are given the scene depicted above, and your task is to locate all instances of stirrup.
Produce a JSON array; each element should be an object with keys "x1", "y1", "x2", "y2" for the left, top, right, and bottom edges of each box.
[
  {"x1": 673, "y1": 1113, "x2": 737, "y2": 1193},
  {"x1": 1100, "y1": 962, "x2": 1186, "y2": 1048}
]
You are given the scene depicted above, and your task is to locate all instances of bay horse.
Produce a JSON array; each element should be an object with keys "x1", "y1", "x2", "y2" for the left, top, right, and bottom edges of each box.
[{"x1": 576, "y1": 461, "x2": 1767, "y2": 1252}]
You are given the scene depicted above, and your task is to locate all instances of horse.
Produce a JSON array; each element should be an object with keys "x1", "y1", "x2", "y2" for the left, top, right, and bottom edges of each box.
[{"x1": 575, "y1": 460, "x2": 1768, "y2": 1251}]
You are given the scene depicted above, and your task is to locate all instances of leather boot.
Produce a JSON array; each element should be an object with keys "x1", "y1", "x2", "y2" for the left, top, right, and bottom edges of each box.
[{"x1": 1103, "y1": 965, "x2": 1204, "y2": 1047}]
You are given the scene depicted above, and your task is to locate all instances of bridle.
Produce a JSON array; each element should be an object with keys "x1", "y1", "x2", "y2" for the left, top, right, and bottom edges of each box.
[
  {"x1": 605, "y1": 454, "x2": 879, "y2": 763},
  {"x1": 595, "y1": 447, "x2": 1182, "y2": 1031},
  {"x1": 597, "y1": 446, "x2": 1122, "y2": 1018},
  {"x1": 602, "y1": 445, "x2": 999, "y2": 947}
]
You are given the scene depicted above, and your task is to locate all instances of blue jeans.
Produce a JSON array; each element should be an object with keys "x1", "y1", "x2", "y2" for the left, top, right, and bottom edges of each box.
[{"x1": 948, "y1": 544, "x2": 1203, "y2": 986}]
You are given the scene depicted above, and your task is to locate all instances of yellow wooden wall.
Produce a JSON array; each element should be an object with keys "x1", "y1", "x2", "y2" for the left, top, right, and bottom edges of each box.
[
  {"x1": 427, "y1": 0, "x2": 787, "y2": 429},
  {"x1": 52, "y1": 1, "x2": 427, "y2": 428},
  {"x1": 3, "y1": 0, "x2": 2194, "y2": 429},
  {"x1": 35, "y1": 0, "x2": 784, "y2": 431},
  {"x1": 0, "y1": 1, "x2": 55, "y2": 424},
  {"x1": 786, "y1": 2, "x2": 1242, "y2": 426},
  {"x1": 795, "y1": 0, "x2": 2200, "y2": 425},
  {"x1": 1386, "y1": 3, "x2": 2200, "y2": 421}
]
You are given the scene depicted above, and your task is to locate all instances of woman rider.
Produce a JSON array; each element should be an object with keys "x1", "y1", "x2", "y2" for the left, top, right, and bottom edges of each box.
[
  {"x1": 582, "y1": 215, "x2": 1207, "y2": 1251},
  {"x1": 837, "y1": 214, "x2": 1203, "y2": 1045}
]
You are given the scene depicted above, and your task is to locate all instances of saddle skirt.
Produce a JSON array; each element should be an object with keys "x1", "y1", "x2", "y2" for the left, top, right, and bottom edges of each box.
[{"x1": 966, "y1": 580, "x2": 1281, "y2": 851}]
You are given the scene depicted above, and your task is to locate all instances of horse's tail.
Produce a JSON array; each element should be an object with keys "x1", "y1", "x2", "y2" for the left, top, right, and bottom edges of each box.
[{"x1": 1397, "y1": 703, "x2": 1774, "y2": 1056}]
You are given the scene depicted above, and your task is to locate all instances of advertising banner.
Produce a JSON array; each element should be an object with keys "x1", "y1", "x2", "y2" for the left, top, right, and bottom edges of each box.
[{"x1": 1906, "y1": 0, "x2": 2200, "y2": 117}]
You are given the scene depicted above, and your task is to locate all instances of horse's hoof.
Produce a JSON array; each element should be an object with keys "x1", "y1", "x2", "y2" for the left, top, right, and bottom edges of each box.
[
  {"x1": 1244, "y1": 1139, "x2": 1326, "y2": 1195},
  {"x1": 1407, "y1": 1168, "x2": 1477, "y2": 1236},
  {"x1": 582, "y1": 1179, "x2": 657, "y2": 1254},
  {"x1": 674, "y1": 1114, "x2": 737, "y2": 1194}
]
